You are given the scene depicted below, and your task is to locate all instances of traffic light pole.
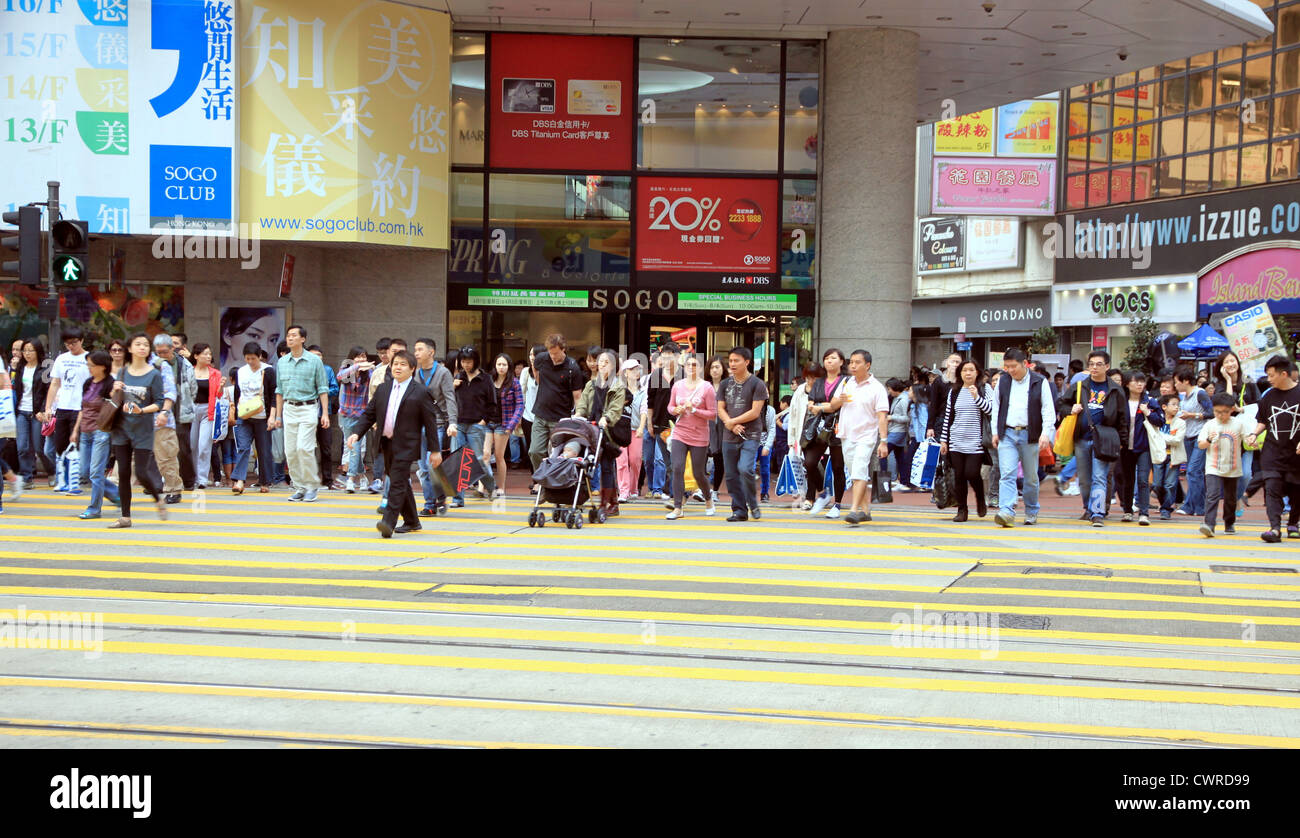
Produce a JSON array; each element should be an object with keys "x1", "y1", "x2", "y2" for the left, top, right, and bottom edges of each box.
[{"x1": 46, "y1": 180, "x2": 60, "y2": 348}]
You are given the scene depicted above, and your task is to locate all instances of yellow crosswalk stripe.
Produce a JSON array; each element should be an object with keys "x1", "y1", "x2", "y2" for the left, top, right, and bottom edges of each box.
[
  {"x1": 1, "y1": 565, "x2": 1296, "y2": 622},
  {"x1": 10, "y1": 674, "x2": 1299, "y2": 747},
  {"x1": 79, "y1": 611, "x2": 1300, "y2": 676},
  {"x1": 22, "y1": 639, "x2": 1300, "y2": 710},
  {"x1": 5, "y1": 584, "x2": 1296, "y2": 651}
]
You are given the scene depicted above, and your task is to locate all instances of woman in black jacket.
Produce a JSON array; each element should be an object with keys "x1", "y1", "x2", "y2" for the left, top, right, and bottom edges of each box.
[
  {"x1": 802, "y1": 348, "x2": 849, "y2": 519},
  {"x1": 13, "y1": 338, "x2": 55, "y2": 484},
  {"x1": 451, "y1": 346, "x2": 498, "y2": 505}
]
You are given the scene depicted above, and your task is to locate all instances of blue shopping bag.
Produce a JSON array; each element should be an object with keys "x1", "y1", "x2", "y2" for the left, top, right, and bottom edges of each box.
[
  {"x1": 911, "y1": 438, "x2": 941, "y2": 489},
  {"x1": 776, "y1": 455, "x2": 797, "y2": 496}
]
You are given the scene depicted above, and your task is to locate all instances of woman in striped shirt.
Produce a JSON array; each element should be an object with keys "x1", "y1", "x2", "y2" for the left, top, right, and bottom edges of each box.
[{"x1": 940, "y1": 359, "x2": 995, "y2": 522}]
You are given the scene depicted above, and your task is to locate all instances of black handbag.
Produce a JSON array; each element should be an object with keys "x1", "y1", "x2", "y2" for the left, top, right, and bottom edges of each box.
[
  {"x1": 1093, "y1": 425, "x2": 1121, "y2": 461},
  {"x1": 870, "y1": 452, "x2": 893, "y2": 504},
  {"x1": 931, "y1": 457, "x2": 956, "y2": 509}
]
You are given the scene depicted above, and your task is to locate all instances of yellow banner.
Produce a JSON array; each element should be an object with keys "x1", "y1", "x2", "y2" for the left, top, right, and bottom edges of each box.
[
  {"x1": 239, "y1": 0, "x2": 450, "y2": 247},
  {"x1": 934, "y1": 108, "x2": 995, "y2": 155},
  {"x1": 996, "y1": 99, "x2": 1057, "y2": 156}
]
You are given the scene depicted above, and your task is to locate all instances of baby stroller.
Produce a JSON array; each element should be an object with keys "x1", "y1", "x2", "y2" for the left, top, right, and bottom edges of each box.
[{"x1": 527, "y1": 418, "x2": 604, "y2": 529}]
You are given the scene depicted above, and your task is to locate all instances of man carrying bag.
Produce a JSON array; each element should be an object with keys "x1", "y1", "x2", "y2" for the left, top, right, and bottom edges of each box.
[{"x1": 1056, "y1": 350, "x2": 1129, "y2": 527}]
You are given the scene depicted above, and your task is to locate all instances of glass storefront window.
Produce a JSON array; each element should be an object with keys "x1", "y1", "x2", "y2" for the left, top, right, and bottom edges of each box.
[
  {"x1": 1278, "y1": 48, "x2": 1300, "y2": 92},
  {"x1": 1275, "y1": 91, "x2": 1300, "y2": 134},
  {"x1": 1189, "y1": 65, "x2": 1214, "y2": 109},
  {"x1": 1244, "y1": 56, "x2": 1274, "y2": 98},
  {"x1": 638, "y1": 38, "x2": 781, "y2": 171},
  {"x1": 1215, "y1": 105, "x2": 1242, "y2": 146},
  {"x1": 1159, "y1": 116, "x2": 1185, "y2": 156},
  {"x1": 1270, "y1": 136, "x2": 1298, "y2": 179},
  {"x1": 1185, "y1": 152, "x2": 1211, "y2": 192},
  {"x1": 482, "y1": 173, "x2": 632, "y2": 287},
  {"x1": 1187, "y1": 109, "x2": 1212, "y2": 153},
  {"x1": 1281, "y1": 5, "x2": 1300, "y2": 49},
  {"x1": 449, "y1": 173, "x2": 485, "y2": 283},
  {"x1": 1241, "y1": 141, "x2": 1270, "y2": 185},
  {"x1": 1157, "y1": 156, "x2": 1185, "y2": 196},
  {"x1": 1211, "y1": 148, "x2": 1239, "y2": 189},
  {"x1": 1216, "y1": 63, "x2": 1244, "y2": 105},
  {"x1": 451, "y1": 34, "x2": 486, "y2": 166},
  {"x1": 1161, "y1": 75, "x2": 1188, "y2": 113},
  {"x1": 784, "y1": 41, "x2": 820, "y2": 175},
  {"x1": 781, "y1": 180, "x2": 815, "y2": 291}
]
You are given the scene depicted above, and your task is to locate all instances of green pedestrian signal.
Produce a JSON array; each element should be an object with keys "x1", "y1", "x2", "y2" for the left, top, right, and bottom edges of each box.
[{"x1": 50, "y1": 218, "x2": 89, "y2": 288}]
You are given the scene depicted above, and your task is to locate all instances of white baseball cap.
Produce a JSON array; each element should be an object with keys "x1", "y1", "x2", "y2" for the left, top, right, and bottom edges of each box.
[{"x1": 620, "y1": 358, "x2": 642, "y2": 372}]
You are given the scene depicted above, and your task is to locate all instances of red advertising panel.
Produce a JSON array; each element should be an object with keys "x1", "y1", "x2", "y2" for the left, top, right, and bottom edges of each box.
[
  {"x1": 490, "y1": 33, "x2": 633, "y2": 170},
  {"x1": 637, "y1": 177, "x2": 779, "y2": 288}
]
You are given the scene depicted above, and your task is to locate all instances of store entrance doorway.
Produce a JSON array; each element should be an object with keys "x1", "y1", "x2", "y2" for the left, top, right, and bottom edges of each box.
[{"x1": 639, "y1": 315, "x2": 804, "y2": 397}]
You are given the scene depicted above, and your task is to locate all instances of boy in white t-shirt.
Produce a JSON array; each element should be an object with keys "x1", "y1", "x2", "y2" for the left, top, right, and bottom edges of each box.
[
  {"x1": 825, "y1": 349, "x2": 889, "y2": 526},
  {"x1": 40, "y1": 327, "x2": 90, "y2": 484},
  {"x1": 1197, "y1": 391, "x2": 1252, "y2": 537}
]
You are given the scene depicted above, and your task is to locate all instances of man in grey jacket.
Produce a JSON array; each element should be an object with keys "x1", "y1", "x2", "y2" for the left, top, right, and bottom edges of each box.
[
  {"x1": 152, "y1": 334, "x2": 194, "y2": 500},
  {"x1": 413, "y1": 337, "x2": 458, "y2": 515}
]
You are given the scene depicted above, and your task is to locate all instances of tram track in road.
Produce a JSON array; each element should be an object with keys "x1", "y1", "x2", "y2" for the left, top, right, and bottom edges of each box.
[
  {"x1": 0, "y1": 674, "x2": 1249, "y2": 749},
  {"x1": 79, "y1": 619, "x2": 1300, "y2": 695}
]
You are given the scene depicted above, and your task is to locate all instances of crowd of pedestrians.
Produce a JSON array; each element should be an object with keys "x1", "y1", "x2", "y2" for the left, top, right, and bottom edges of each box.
[{"x1": 2, "y1": 325, "x2": 1298, "y2": 543}]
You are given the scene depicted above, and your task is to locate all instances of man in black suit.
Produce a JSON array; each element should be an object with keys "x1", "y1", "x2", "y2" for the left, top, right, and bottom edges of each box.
[{"x1": 347, "y1": 350, "x2": 441, "y2": 537}]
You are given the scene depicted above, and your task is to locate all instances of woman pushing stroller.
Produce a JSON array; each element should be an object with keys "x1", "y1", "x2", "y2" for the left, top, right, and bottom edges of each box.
[{"x1": 571, "y1": 348, "x2": 631, "y2": 519}]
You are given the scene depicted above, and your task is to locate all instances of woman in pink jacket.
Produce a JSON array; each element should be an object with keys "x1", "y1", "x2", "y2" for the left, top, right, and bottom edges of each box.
[{"x1": 665, "y1": 355, "x2": 717, "y2": 519}]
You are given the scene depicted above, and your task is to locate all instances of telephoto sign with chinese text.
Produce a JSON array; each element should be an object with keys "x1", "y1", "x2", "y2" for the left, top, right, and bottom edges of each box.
[{"x1": 239, "y1": 0, "x2": 450, "y2": 246}]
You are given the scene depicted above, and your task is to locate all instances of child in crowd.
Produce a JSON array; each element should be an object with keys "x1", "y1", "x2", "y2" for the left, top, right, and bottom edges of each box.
[
  {"x1": 1152, "y1": 393, "x2": 1186, "y2": 520},
  {"x1": 1198, "y1": 392, "x2": 1251, "y2": 537}
]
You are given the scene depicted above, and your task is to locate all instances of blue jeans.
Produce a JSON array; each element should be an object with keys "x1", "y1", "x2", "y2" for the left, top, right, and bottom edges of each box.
[
  {"x1": 1060, "y1": 455, "x2": 1077, "y2": 481},
  {"x1": 340, "y1": 415, "x2": 367, "y2": 479},
  {"x1": 1238, "y1": 450, "x2": 1253, "y2": 500},
  {"x1": 450, "y1": 422, "x2": 496, "y2": 500},
  {"x1": 755, "y1": 448, "x2": 772, "y2": 495},
  {"x1": 417, "y1": 426, "x2": 446, "y2": 508},
  {"x1": 723, "y1": 438, "x2": 760, "y2": 515},
  {"x1": 232, "y1": 417, "x2": 273, "y2": 484},
  {"x1": 997, "y1": 428, "x2": 1041, "y2": 519},
  {"x1": 1152, "y1": 460, "x2": 1180, "y2": 513},
  {"x1": 15, "y1": 410, "x2": 53, "y2": 480},
  {"x1": 79, "y1": 430, "x2": 119, "y2": 515},
  {"x1": 1181, "y1": 437, "x2": 1206, "y2": 515},
  {"x1": 643, "y1": 427, "x2": 668, "y2": 495},
  {"x1": 1074, "y1": 437, "x2": 1112, "y2": 519}
]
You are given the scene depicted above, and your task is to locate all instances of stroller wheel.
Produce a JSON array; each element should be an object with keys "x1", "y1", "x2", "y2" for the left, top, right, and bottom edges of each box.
[
  {"x1": 597, "y1": 509, "x2": 607, "y2": 524},
  {"x1": 536, "y1": 513, "x2": 545, "y2": 528},
  {"x1": 588, "y1": 508, "x2": 598, "y2": 524},
  {"x1": 574, "y1": 517, "x2": 583, "y2": 529},
  {"x1": 527, "y1": 511, "x2": 537, "y2": 527},
  {"x1": 565, "y1": 516, "x2": 575, "y2": 529},
  {"x1": 552, "y1": 509, "x2": 561, "y2": 523}
]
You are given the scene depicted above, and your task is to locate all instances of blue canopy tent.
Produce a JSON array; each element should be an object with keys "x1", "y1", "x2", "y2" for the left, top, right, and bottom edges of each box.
[{"x1": 1176, "y1": 324, "x2": 1230, "y2": 359}]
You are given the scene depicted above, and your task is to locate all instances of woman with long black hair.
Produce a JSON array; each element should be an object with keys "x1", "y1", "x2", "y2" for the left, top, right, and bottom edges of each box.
[
  {"x1": 489, "y1": 352, "x2": 524, "y2": 498},
  {"x1": 940, "y1": 359, "x2": 995, "y2": 522},
  {"x1": 108, "y1": 333, "x2": 168, "y2": 528},
  {"x1": 451, "y1": 346, "x2": 497, "y2": 506},
  {"x1": 13, "y1": 338, "x2": 54, "y2": 485},
  {"x1": 1213, "y1": 348, "x2": 1261, "y2": 506},
  {"x1": 804, "y1": 348, "x2": 849, "y2": 519},
  {"x1": 70, "y1": 350, "x2": 120, "y2": 518}
]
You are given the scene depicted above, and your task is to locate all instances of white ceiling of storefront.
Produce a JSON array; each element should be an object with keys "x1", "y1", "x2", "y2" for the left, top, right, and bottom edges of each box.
[{"x1": 405, "y1": 0, "x2": 1274, "y2": 122}]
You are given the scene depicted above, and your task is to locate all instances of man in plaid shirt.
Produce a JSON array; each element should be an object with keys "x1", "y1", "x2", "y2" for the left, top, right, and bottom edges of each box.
[{"x1": 337, "y1": 346, "x2": 374, "y2": 493}]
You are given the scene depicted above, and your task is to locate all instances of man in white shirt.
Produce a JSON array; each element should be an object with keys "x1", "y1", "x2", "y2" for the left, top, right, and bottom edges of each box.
[
  {"x1": 825, "y1": 349, "x2": 889, "y2": 525},
  {"x1": 992, "y1": 347, "x2": 1057, "y2": 527},
  {"x1": 40, "y1": 327, "x2": 90, "y2": 482}
]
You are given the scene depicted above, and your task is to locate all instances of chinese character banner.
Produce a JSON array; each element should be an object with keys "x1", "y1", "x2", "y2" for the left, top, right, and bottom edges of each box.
[
  {"x1": 238, "y1": 0, "x2": 449, "y2": 247},
  {"x1": 0, "y1": 0, "x2": 237, "y2": 234},
  {"x1": 931, "y1": 157, "x2": 1056, "y2": 216}
]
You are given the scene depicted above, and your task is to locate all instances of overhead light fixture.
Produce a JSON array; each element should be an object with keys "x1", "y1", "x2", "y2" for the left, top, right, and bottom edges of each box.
[
  {"x1": 982, "y1": 37, "x2": 997, "y2": 41},
  {"x1": 724, "y1": 11, "x2": 740, "y2": 15},
  {"x1": 535, "y1": 6, "x2": 550, "y2": 11},
  {"x1": 668, "y1": 38, "x2": 683, "y2": 44},
  {"x1": 866, "y1": 14, "x2": 882, "y2": 19},
  {"x1": 952, "y1": 79, "x2": 964, "y2": 83},
  {"x1": 1051, "y1": 24, "x2": 1068, "y2": 29},
  {"x1": 653, "y1": 9, "x2": 669, "y2": 14},
  {"x1": 1010, "y1": 62, "x2": 1023, "y2": 66},
  {"x1": 937, "y1": 16, "x2": 952, "y2": 21},
  {"x1": 1072, "y1": 32, "x2": 1086, "y2": 36},
  {"x1": 1223, "y1": 78, "x2": 1241, "y2": 85},
  {"x1": 1042, "y1": 52, "x2": 1056, "y2": 56}
]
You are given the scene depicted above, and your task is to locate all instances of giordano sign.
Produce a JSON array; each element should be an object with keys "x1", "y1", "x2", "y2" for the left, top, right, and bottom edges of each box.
[{"x1": 1090, "y1": 288, "x2": 1156, "y2": 316}]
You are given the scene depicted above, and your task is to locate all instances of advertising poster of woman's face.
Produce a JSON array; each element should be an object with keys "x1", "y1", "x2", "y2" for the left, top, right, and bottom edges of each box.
[{"x1": 217, "y1": 304, "x2": 288, "y2": 371}]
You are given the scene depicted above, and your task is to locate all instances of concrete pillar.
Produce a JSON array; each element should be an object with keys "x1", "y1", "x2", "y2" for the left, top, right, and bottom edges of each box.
[{"x1": 818, "y1": 28, "x2": 918, "y2": 379}]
